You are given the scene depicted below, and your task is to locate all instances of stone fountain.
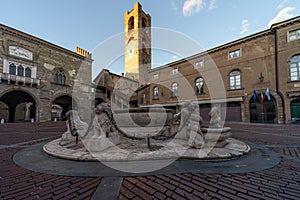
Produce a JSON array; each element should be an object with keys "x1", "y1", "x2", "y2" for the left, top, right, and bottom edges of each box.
[{"x1": 43, "y1": 101, "x2": 250, "y2": 162}]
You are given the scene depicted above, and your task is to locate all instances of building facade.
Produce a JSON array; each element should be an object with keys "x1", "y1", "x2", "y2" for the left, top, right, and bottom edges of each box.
[
  {"x1": 0, "y1": 24, "x2": 92, "y2": 122},
  {"x1": 143, "y1": 17, "x2": 300, "y2": 124},
  {"x1": 119, "y1": 3, "x2": 300, "y2": 124},
  {"x1": 94, "y1": 69, "x2": 139, "y2": 109}
]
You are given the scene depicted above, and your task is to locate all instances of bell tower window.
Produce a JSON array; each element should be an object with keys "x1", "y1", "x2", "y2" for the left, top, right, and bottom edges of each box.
[{"x1": 128, "y1": 16, "x2": 134, "y2": 31}]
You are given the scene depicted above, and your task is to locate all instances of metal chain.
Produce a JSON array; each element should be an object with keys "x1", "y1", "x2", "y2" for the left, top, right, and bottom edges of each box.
[{"x1": 103, "y1": 109, "x2": 192, "y2": 141}]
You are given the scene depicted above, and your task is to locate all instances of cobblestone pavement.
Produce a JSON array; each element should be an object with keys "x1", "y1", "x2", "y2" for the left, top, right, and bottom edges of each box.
[{"x1": 0, "y1": 122, "x2": 299, "y2": 200}]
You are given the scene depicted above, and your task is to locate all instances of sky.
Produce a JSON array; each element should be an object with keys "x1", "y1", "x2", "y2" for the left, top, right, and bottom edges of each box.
[{"x1": 1, "y1": 0, "x2": 300, "y2": 78}]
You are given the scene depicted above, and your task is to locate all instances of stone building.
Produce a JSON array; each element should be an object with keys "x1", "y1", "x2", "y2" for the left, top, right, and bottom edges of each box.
[
  {"x1": 142, "y1": 16, "x2": 300, "y2": 124},
  {"x1": 96, "y1": 2, "x2": 299, "y2": 124},
  {"x1": 90, "y1": 2, "x2": 300, "y2": 124},
  {"x1": 94, "y1": 69, "x2": 139, "y2": 109},
  {"x1": 0, "y1": 24, "x2": 92, "y2": 122}
]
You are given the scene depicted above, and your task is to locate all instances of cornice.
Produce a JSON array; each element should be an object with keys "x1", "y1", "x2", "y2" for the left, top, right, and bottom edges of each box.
[
  {"x1": 0, "y1": 23, "x2": 91, "y2": 61},
  {"x1": 150, "y1": 16, "x2": 300, "y2": 73}
]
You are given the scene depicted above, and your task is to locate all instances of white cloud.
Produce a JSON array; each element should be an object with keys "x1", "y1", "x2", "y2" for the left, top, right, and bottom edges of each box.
[
  {"x1": 277, "y1": 0, "x2": 290, "y2": 10},
  {"x1": 240, "y1": 19, "x2": 250, "y2": 35},
  {"x1": 268, "y1": 7, "x2": 295, "y2": 27},
  {"x1": 208, "y1": 0, "x2": 216, "y2": 11},
  {"x1": 172, "y1": 55, "x2": 178, "y2": 59},
  {"x1": 183, "y1": 0, "x2": 205, "y2": 17}
]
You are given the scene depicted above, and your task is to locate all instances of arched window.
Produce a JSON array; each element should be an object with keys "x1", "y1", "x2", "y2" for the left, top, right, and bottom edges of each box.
[
  {"x1": 195, "y1": 77, "x2": 204, "y2": 94},
  {"x1": 25, "y1": 67, "x2": 31, "y2": 78},
  {"x1": 17, "y1": 65, "x2": 24, "y2": 76},
  {"x1": 153, "y1": 86, "x2": 159, "y2": 99},
  {"x1": 54, "y1": 70, "x2": 66, "y2": 85},
  {"x1": 229, "y1": 70, "x2": 241, "y2": 90},
  {"x1": 290, "y1": 55, "x2": 300, "y2": 81},
  {"x1": 128, "y1": 16, "x2": 134, "y2": 31},
  {"x1": 171, "y1": 82, "x2": 178, "y2": 97},
  {"x1": 9, "y1": 63, "x2": 16, "y2": 75}
]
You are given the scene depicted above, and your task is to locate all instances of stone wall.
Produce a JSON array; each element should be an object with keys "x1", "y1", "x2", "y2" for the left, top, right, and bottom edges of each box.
[{"x1": 0, "y1": 24, "x2": 92, "y2": 122}]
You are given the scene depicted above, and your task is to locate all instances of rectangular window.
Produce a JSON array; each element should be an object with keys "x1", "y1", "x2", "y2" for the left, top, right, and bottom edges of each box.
[
  {"x1": 229, "y1": 70, "x2": 241, "y2": 90},
  {"x1": 171, "y1": 68, "x2": 178, "y2": 75},
  {"x1": 153, "y1": 74, "x2": 158, "y2": 80},
  {"x1": 194, "y1": 60, "x2": 204, "y2": 69},
  {"x1": 288, "y1": 29, "x2": 300, "y2": 41},
  {"x1": 228, "y1": 49, "x2": 241, "y2": 59}
]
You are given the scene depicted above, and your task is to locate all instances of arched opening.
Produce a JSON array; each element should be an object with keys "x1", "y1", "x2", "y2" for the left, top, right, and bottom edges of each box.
[
  {"x1": 0, "y1": 90, "x2": 36, "y2": 122},
  {"x1": 128, "y1": 16, "x2": 134, "y2": 31},
  {"x1": 51, "y1": 104, "x2": 63, "y2": 121},
  {"x1": 290, "y1": 98, "x2": 300, "y2": 118},
  {"x1": 153, "y1": 86, "x2": 158, "y2": 99},
  {"x1": 52, "y1": 95, "x2": 75, "y2": 121},
  {"x1": 54, "y1": 70, "x2": 67, "y2": 85},
  {"x1": 195, "y1": 77, "x2": 204, "y2": 94},
  {"x1": 171, "y1": 82, "x2": 178, "y2": 97},
  {"x1": 95, "y1": 98, "x2": 106, "y2": 107},
  {"x1": 17, "y1": 65, "x2": 24, "y2": 76},
  {"x1": 25, "y1": 67, "x2": 32, "y2": 78},
  {"x1": 249, "y1": 95, "x2": 277, "y2": 123}
]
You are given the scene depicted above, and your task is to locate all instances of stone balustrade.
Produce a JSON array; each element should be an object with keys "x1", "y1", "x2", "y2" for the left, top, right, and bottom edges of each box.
[{"x1": 0, "y1": 72, "x2": 40, "y2": 86}]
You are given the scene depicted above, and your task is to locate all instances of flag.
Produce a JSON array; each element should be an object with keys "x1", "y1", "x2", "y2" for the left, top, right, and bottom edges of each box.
[
  {"x1": 260, "y1": 90, "x2": 264, "y2": 102},
  {"x1": 266, "y1": 88, "x2": 271, "y2": 100},
  {"x1": 254, "y1": 90, "x2": 257, "y2": 102}
]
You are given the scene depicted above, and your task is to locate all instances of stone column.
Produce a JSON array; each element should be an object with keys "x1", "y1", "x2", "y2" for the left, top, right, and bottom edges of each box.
[
  {"x1": 24, "y1": 102, "x2": 32, "y2": 121},
  {"x1": 39, "y1": 99, "x2": 51, "y2": 122}
]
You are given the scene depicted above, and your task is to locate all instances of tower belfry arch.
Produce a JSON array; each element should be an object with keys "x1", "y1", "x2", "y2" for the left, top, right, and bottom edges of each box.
[{"x1": 124, "y1": 2, "x2": 151, "y2": 83}]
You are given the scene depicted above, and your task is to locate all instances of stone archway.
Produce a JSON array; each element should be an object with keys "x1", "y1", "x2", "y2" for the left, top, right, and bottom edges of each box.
[
  {"x1": 249, "y1": 95, "x2": 276, "y2": 123},
  {"x1": 243, "y1": 90, "x2": 284, "y2": 124},
  {"x1": 52, "y1": 95, "x2": 76, "y2": 121},
  {"x1": 0, "y1": 90, "x2": 37, "y2": 122}
]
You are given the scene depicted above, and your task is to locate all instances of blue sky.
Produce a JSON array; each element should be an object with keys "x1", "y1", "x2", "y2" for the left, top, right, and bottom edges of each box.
[{"x1": 1, "y1": 0, "x2": 300, "y2": 77}]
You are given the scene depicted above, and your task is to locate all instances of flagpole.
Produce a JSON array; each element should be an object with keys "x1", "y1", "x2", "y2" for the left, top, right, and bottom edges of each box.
[{"x1": 262, "y1": 100, "x2": 264, "y2": 123}]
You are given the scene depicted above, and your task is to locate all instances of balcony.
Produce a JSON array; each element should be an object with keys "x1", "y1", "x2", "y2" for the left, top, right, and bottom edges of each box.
[{"x1": 0, "y1": 72, "x2": 40, "y2": 86}]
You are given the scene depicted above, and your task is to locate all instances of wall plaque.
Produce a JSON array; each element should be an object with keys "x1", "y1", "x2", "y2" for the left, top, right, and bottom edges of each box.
[{"x1": 9, "y1": 46, "x2": 33, "y2": 60}]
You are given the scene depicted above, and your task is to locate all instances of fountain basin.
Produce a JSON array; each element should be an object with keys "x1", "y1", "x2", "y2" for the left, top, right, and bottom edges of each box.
[{"x1": 113, "y1": 108, "x2": 173, "y2": 127}]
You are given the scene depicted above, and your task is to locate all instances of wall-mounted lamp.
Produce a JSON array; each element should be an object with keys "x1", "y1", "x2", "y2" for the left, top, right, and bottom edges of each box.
[{"x1": 259, "y1": 72, "x2": 264, "y2": 83}]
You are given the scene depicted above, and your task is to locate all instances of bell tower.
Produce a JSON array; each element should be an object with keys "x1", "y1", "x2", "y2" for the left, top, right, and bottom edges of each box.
[{"x1": 124, "y1": 2, "x2": 151, "y2": 83}]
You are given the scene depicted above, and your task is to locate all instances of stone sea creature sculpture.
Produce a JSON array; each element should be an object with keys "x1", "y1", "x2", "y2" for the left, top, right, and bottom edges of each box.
[{"x1": 61, "y1": 110, "x2": 88, "y2": 144}]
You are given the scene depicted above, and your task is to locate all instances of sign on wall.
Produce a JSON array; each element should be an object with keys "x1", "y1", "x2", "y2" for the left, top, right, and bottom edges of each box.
[{"x1": 9, "y1": 46, "x2": 33, "y2": 61}]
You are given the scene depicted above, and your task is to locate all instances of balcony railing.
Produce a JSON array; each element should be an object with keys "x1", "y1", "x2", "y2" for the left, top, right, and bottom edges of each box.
[{"x1": 0, "y1": 72, "x2": 40, "y2": 86}]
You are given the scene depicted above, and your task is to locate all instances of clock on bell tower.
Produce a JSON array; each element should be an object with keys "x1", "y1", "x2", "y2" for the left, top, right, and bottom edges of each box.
[{"x1": 124, "y1": 2, "x2": 151, "y2": 83}]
